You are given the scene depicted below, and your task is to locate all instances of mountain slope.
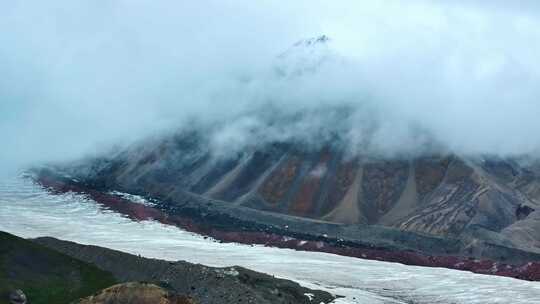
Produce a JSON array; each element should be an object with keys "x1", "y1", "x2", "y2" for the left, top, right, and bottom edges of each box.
[{"x1": 57, "y1": 128, "x2": 540, "y2": 250}]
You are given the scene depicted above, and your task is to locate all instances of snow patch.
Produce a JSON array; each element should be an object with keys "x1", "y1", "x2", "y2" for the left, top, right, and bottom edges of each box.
[{"x1": 108, "y1": 191, "x2": 157, "y2": 207}]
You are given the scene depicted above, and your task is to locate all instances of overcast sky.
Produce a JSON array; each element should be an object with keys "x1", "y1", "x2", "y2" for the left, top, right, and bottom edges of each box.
[{"x1": 2, "y1": 1, "x2": 540, "y2": 175}]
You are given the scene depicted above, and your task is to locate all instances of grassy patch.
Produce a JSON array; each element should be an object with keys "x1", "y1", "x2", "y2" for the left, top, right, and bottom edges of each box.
[{"x1": 0, "y1": 231, "x2": 116, "y2": 304}]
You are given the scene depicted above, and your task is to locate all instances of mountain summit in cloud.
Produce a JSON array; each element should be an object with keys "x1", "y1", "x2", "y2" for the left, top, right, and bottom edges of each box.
[
  {"x1": 276, "y1": 34, "x2": 335, "y2": 77},
  {"x1": 34, "y1": 25, "x2": 540, "y2": 267},
  {"x1": 3, "y1": 1, "x2": 540, "y2": 175}
]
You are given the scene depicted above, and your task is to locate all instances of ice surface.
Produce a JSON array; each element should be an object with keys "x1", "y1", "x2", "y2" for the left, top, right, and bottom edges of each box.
[{"x1": 1, "y1": 176, "x2": 539, "y2": 304}]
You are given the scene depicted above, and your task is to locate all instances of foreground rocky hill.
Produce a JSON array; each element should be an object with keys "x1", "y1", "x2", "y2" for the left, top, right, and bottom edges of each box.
[
  {"x1": 33, "y1": 236, "x2": 336, "y2": 304},
  {"x1": 1, "y1": 231, "x2": 335, "y2": 304}
]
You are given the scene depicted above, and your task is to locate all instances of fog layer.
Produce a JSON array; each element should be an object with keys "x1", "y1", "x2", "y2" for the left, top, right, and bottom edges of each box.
[{"x1": 2, "y1": 1, "x2": 540, "y2": 174}]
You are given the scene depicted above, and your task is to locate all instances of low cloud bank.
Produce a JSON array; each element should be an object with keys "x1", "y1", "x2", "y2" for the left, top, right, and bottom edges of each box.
[{"x1": 2, "y1": 1, "x2": 540, "y2": 175}]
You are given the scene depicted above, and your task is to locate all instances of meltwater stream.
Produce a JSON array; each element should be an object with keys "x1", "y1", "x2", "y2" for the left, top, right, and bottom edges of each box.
[{"x1": 1, "y1": 176, "x2": 539, "y2": 304}]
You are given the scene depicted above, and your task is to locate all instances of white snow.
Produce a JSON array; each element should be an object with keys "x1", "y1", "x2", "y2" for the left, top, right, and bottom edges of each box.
[
  {"x1": 108, "y1": 190, "x2": 156, "y2": 207},
  {"x1": 305, "y1": 292, "x2": 314, "y2": 301}
]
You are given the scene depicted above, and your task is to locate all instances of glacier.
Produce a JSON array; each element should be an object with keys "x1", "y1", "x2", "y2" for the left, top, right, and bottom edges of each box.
[{"x1": 1, "y1": 176, "x2": 539, "y2": 304}]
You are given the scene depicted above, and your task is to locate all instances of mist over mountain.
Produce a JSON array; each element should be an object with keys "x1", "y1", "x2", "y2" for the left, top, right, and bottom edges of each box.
[
  {"x1": 6, "y1": 3, "x2": 540, "y2": 299},
  {"x1": 2, "y1": 1, "x2": 540, "y2": 176}
]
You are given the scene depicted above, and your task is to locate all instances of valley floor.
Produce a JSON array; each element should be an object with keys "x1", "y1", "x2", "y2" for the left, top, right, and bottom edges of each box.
[{"x1": 2, "y1": 176, "x2": 540, "y2": 304}]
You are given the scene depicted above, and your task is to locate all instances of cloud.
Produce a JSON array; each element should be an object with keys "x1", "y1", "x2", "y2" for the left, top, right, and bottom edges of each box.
[{"x1": 1, "y1": 1, "x2": 540, "y2": 175}]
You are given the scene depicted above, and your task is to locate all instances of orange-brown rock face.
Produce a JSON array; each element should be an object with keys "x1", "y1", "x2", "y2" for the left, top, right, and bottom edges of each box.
[
  {"x1": 76, "y1": 282, "x2": 195, "y2": 304},
  {"x1": 288, "y1": 150, "x2": 332, "y2": 217},
  {"x1": 258, "y1": 155, "x2": 301, "y2": 206}
]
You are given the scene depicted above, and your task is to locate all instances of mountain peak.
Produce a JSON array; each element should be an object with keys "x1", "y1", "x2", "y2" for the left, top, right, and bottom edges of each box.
[
  {"x1": 292, "y1": 35, "x2": 331, "y2": 47},
  {"x1": 276, "y1": 35, "x2": 334, "y2": 77}
]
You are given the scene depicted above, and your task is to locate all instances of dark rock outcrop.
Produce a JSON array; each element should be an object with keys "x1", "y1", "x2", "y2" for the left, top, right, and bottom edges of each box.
[
  {"x1": 516, "y1": 204, "x2": 535, "y2": 220},
  {"x1": 9, "y1": 290, "x2": 27, "y2": 304}
]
